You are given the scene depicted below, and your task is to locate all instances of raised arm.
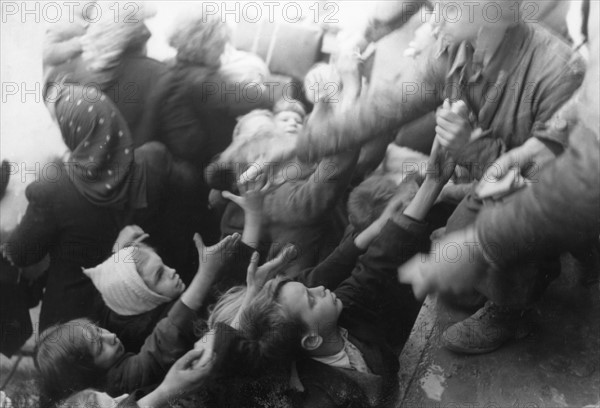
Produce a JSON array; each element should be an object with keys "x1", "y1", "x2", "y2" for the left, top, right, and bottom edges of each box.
[
  {"x1": 222, "y1": 173, "x2": 276, "y2": 249},
  {"x1": 135, "y1": 348, "x2": 215, "y2": 407},
  {"x1": 264, "y1": 149, "x2": 359, "y2": 226},
  {"x1": 334, "y1": 1, "x2": 428, "y2": 61},
  {"x1": 298, "y1": 183, "x2": 418, "y2": 289},
  {"x1": 297, "y1": 37, "x2": 446, "y2": 162},
  {"x1": 333, "y1": 144, "x2": 452, "y2": 319},
  {"x1": 106, "y1": 234, "x2": 240, "y2": 395}
]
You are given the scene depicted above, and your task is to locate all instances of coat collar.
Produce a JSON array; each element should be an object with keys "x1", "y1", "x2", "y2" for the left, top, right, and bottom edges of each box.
[{"x1": 442, "y1": 23, "x2": 528, "y2": 84}]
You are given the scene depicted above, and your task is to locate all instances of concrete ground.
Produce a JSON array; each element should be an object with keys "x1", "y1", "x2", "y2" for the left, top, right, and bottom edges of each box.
[{"x1": 397, "y1": 256, "x2": 600, "y2": 408}]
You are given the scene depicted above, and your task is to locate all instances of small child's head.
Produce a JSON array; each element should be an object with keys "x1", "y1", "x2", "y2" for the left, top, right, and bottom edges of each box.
[
  {"x1": 83, "y1": 245, "x2": 184, "y2": 316},
  {"x1": 348, "y1": 175, "x2": 419, "y2": 232},
  {"x1": 35, "y1": 319, "x2": 124, "y2": 403},
  {"x1": 212, "y1": 276, "x2": 343, "y2": 367},
  {"x1": 273, "y1": 99, "x2": 306, "y2": 137}
]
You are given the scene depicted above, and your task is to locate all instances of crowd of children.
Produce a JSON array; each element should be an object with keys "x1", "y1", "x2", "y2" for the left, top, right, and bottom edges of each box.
[{"x1": 0, "y1": 0, "x2": 597, "y2": 407}]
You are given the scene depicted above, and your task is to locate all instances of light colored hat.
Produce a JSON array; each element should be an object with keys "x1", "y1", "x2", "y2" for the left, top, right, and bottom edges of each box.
[{"x1": 83, "y1": 246, "x2": 171, "y2": 316}]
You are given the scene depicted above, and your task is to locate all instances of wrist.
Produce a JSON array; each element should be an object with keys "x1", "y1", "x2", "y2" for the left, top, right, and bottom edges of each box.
[
  {"x1": 354, "y1": 220, "x2": 383, "y2": 250},
  {"x1": 529, "y1": 136, "x2": 562, "y2": 156},
  {"x1": 245, "y1": 287, "x2": 259, "y2": 301},
  {"x1": 245, "y1": 210, "x2": 263, "y2": 221},
  {"x1": 182, "y1": 278, "x2": 213, "y2": 310},
  {"x1": 424, "y1": 173, "x2": 448, "y2": 186},
  {"x1": 370, "y1": 216, "x2": 387, "y2": 232}
]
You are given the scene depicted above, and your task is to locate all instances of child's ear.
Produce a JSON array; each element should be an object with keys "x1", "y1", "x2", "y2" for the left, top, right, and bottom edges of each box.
[{"x1": 300, "y1": 332, "x2": 323, "y2": 351}]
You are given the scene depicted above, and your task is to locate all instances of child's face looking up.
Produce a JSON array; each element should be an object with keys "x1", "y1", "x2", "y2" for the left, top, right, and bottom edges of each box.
[
  {"x1": 71, "y1": 324, "x2": 125, "y2": 370},
  {"x1": 275, "y1": 111, "x2": 304, "y2": 136},
  {"x1": 92, "y1": 326, "x2": 125, "y2": 369},
  {"x1": 276, "y1": 281, "x2": 343, "y2": 335},
  {"x1": 137, "y1": 247, "x2": 186, "y2": 299}
]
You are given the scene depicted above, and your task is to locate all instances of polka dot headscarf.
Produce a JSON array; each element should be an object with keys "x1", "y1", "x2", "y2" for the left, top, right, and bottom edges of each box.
[{"x1": 56, "y1": 85, "x2": 142, "y2": 209}]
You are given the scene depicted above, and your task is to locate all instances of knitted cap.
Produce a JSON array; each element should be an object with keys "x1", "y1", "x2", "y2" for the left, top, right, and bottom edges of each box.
[{"x1": 83, "y1": 246, "x2": 171, "y2": 316}]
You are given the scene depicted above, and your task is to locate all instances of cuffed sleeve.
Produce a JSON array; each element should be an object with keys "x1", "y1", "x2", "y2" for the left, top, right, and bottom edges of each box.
[{"x1": 477, "y1": 123, "x2": 600, "y2": 270}]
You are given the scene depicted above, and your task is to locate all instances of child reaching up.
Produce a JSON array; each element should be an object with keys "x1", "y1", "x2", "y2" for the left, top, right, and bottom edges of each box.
[
  {"x1": 82, "y1": 225, "x2": 194, "y2": 352},
  {"x1": 80, "y1": 171, "x2": 277, "y2": 355},
  {"x1": 207, "y1": 102, "x2": 360, "y2": 275},
  {"x1": 34, "y1": 232, "x2": 240, "y2": 404},
  {"x1": 201, "y1": 166, "x2": 447, "y2": 407}
]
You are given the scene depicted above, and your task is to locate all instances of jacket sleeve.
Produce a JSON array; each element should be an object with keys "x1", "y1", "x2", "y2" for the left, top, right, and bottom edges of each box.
[
  {"x1": 297, "y1": 226, "x2": 364, "y2": 289},
  {"x1": 265, "y1": 150, "x2": 359, "y2": 226},
  {"x1": 6, "y1": 183, "x2": 58, "y2": 267},
  {"x1": 477, "y1": 122, "x2": 600, "y2": 270},
  {"x1": 531, "y1": 89, "x2": 581, "y2": 150},
  {"x1": 335, "y1": 216, "x2": 429, "y2": 324},
  {"x1": 105, "y1": 300, "x2": 197, "y2": 396},
  {"x1": 296, "y1": 36, "x2": 447, "y2": 161},
  {"x1": 531, "y1": 52, "x2": 585, "y2": 148}
]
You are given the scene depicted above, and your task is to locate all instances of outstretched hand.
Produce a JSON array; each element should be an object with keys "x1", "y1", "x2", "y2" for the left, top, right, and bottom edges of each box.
[
  {"x1": 222, "y1": 172, "x2": 283, "y2": 216},
  {"x1": 154, "y1": 348, "x2": 216, "y2": 399},
  {"x1": 398, "y1": 227, "x2": 488, "y2": 300},
  {"x1": 181, "y1": 233, "x2": 242, "y2": 311},
  {"x1": 113, "y1": 225, "x2": 149, "y2": 253},
  {"x1": 476, "y1": 138, "x2": 557, "y2": 200},
  {"x1": 231, "y1": 246, "x2": 296, "y2": 329},
  {"x1": 246, "y1": 246, "x2": 297, "y2": 296},
  {"x1": 194, "y1": 232, "x2": 240, "y2": 278}
]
